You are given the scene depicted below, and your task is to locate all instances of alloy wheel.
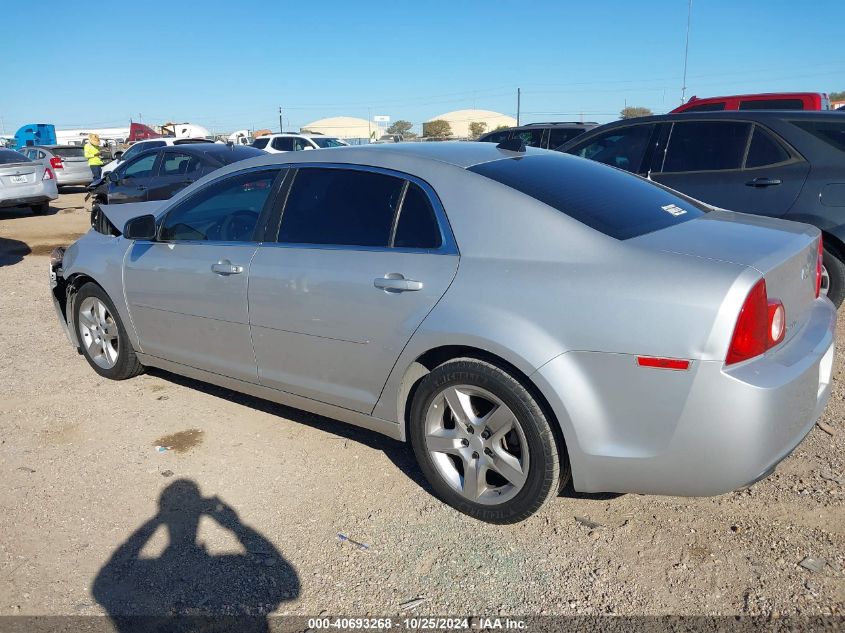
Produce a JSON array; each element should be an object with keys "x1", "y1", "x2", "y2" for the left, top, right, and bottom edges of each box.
[{"x1": 77, "y1": 297, "x2": 120, "y2": 370}]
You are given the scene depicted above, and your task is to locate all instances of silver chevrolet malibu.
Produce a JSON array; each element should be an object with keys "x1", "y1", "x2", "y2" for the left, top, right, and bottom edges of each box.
[{"x1": 49, "y1": 142, "x2": 836, "y2": 523}]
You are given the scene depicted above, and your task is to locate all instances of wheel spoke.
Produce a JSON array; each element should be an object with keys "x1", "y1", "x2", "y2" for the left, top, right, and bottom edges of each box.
[
  {"x1": 443, "y1": 387, "x2": 475, "y2": 427},
  {"x1": 483, "y1": 404, "x2": 515, "y2": 440},
  {"x1": 96, "y1": 301, "x2": 108, "y2": 326},
  {"x1": 78, "y1": 309, "x2": 97, "y2": 330},
  {"x1": 104, "y1": 340, "x2": 117, "y2": 364},
  {"x1": 462, "y1": 460, "x2": 487, "y2": 500},
  {"x1": 489, "y1": 446, "x2": 526, "y2": 488},
  {"x1": 426, "y1": 429, "x2": 463, "y2": 455}
]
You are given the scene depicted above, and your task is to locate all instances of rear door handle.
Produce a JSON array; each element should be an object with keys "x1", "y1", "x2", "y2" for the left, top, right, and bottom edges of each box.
[
  {"x1": 211, "y1": 260, "x2": 244, "y2": 275},
  {"x1": 374, "y1": 274, "x2": 423, "y2": 292},
  {"x1": 745, "y1": 177, "x2": 782, "y2": 188}
]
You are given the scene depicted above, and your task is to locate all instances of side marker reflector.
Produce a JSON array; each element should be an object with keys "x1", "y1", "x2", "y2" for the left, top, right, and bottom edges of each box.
[{"x1": 636, "y1": 356, "x2": 691, "y2": 370}]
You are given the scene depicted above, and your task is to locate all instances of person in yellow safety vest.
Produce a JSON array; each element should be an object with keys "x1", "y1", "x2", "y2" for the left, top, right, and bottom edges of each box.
[{"x1": 84, "y1": 133, "x2": 104, "y2": 180}]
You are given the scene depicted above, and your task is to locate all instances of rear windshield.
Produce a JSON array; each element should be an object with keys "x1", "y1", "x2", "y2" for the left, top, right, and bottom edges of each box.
[
  {"x1": 0, "y1": 149, "x2": 30, "y2": 164},
  {"x1": 51, "y1": 146, "x2": 85, "y2": 158},
  {"x1": 468, "y1": 153, "x2": 706, "y2": 240},
  {"x1": 791, "y1": 120, "x2": 845, "y2": 154},
  {"x1": 252, "y1": 138, "x2": 269, "y2": 149}
]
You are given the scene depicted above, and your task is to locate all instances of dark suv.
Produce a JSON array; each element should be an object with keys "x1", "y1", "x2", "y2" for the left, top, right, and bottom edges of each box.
[
  {"x1": 478, "y1": 122, "x2": 597, "y2": 150},
  {"x1": 559, "y1": 111, "x2": 845, "y2": 306}
]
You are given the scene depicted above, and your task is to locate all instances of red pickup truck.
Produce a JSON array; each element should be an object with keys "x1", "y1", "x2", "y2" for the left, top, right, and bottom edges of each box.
[{"x1": 672, "y1": 92, "x2": 831, "y2": 113}]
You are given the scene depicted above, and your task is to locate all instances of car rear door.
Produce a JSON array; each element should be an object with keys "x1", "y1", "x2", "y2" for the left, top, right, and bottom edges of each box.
[
  {"x1": 146, "y1": 150, "x2": 206, "y2": 201},
  {"x1": 123, "y1": 167, "x2": 285, "y2": 381},
  {"x1": 248, "y1": 165, "x2": 459, "y2": 414},
  {"x1": 649, "y1": 120, "x2": 810, "y2": 216}
]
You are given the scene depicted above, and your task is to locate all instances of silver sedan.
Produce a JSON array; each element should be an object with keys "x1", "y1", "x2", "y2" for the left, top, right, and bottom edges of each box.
[
  {"x1": 49, "y1": 142, "x2": 836, "y2": 522},
  {"x1": 0, "y1": 148, "x2": 59, "y2": 214}
]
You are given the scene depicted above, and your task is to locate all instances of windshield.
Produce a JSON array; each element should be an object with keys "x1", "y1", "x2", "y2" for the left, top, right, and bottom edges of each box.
[
  {"x1": 468, "y1": 153, "x2": 707, "y2": 240},
  {"x1": 311, "y1": 137, "x2": 347, "y2": 148},
  {"x1": 0, "y1": 149, "x2": 30, "y2": 164}
]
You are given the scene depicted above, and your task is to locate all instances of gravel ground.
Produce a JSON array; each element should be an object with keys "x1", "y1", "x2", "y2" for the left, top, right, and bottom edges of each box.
[{"x1": 0, "y1": 192, "x2": 843, "y2": 620}]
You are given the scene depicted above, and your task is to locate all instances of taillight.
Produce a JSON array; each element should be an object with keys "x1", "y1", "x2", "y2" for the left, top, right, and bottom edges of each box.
[
  {"x1": 50, "y1": 156, "x2": 63, "y2": 170},
  {"x1": 815, "y1": 236, "x2": 823, "y2": 299},
  {"x1": 43, "y1": 168, "x2": 54, "y2": 181},
  {"x1": 726, "y1": 278, "x2": 786, "y2": 365}
]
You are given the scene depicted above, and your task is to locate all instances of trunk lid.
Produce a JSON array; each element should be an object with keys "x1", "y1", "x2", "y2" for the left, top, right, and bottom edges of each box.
[
  {"x1": 0, "y1": 162, "x2": 40, "y2": 187},
  {"x1": 632, "y1": 209, "x2": 821, "y2": 345}
]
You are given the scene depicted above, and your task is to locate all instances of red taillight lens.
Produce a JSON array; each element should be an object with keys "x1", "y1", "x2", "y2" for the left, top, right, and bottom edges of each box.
[
  {"x1": 726, "y1": 278, "x2": 786, "y2": 365},
  {"x1": 50, "y1": 156, "x2": 63, "y2": 170},
  {"x1": 815, "y1": 237, "x2": 823, "y2": 299},
  {"x1": 43, "y1": 168, "x2": 54, "y2": 181}
]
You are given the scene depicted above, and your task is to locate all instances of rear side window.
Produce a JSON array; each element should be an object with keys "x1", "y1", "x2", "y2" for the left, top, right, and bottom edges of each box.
[
  {"x1": 279, "y1": 168, "x2": 404, "y2": 246},
  {"x1": 569, "y1": 124, "x2": 654, "y2": 173},
  {"x1": 468, "y1": 153, "x2": 706, "y2": 240},
  {"x1": 252, "y1": 137, "x2": 269, "y2": 150},
  {"x1": 394, "y1": 183, "x2": 442, "y2": 249},
  {"x1": 745, "y1": 126, "x2": 791, "y2": 168},
  {"x1": 0, "y1": 149, "x2": 29, "y2": 164},
  {"x1": 51, "y1": 147, "x2": 85, "y2": 158},
  {"x1": 683, "y1": 102, "x2": 726, "y2": 112},
  {"x1": 548, "y1": 127, "x2": 586, "y2": 150},
  {"x1": 791, "y1": 119, "x2": 845, "y2": 154},
  {"x1": 161, "y1": 152, "x2": 203, "y2": 177},
  {"x1": 661, "y1": 121, "x2": 751, "y2": 172},
  {"x1": 740, "y1": 98, "x2": 804, "y2": 110}
]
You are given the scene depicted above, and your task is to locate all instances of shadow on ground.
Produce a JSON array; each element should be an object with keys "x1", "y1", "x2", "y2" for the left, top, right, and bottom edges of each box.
[
  {"x1": 93, "y1": 479, "x2": 299, "y2": 633},
  {"x1": 0, "y1": 203, "x2": 59, "y2": 219},
  {"x1": 0, "y1": 237, "x2": 31, "y2": 266}
]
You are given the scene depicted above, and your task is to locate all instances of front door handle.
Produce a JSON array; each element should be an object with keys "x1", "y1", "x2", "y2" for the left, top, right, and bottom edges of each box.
[
  {"x1": 211, "y1": 260, "x2": 244, "y2": 275},
  {"x1": 374, "y1": 273, "x2": 423, "y2": 293},
  {"x1": 745, "y1": 177, "x2": 782, "y2": 188}
]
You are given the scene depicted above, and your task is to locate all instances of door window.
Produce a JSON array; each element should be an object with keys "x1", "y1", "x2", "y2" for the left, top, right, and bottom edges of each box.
[
  {"x1": 393, "y1": 183, "x2": 442, "y2": 249},
  {"x1": 569, "y1": 124, "x2": 654, "y2": 173},
  {"x1": 513, "y1": 128, "x2": 545, "y2": 148},
  {"x1": 791, "y1": 119, "x2": 845, "y2": 154},
  {"x1": 160, "y1": 169, "x2": 280, "y2": 242},
  {"x1": 661, "y1": 121, "x2": 751, "y2": 172},
  {"x1": 739, "y1": 98, "x2": 804, "y2": 110},
  {"x1": 744, "y1": 126, "x2": 791, "y2": 168},
  {"x1": 122, "y1": 153, "x2": 158, "y2": 179},
  {"x1": 548, "y1": 127, "x2": 586, "y2": 150},
  {"x1": 480, "y1": 130, "x2": 511, "y2": 144},
  {"x1": 682, "y1": 102, "x2": 726, "y2": 112},
  {"x1": 252, "y1": 137, "x2": 269, "y2": 149},
  {"x1": 292, "y1": 137, "x2": 313, "y2": 151},
  {"x1": 161, "y1": 152, "x2": 203, "y2": 177},
  {"x1": 272, "y1": 137, "x2": 295, "y2": 151},
  {"x1": 278, "y1": 168, "x2": 405, "y2": 247}
]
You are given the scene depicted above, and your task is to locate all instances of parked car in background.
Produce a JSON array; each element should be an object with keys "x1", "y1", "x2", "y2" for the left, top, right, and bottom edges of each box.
[
  {"x1": 478, "y1": 122, "x2": 598, "y2": 150},
  {"x1": 88, "y1": 144, "x2": 265, "y2": 205},
  {"x1": 102, "y1": 138, "x2": 215, "y2": 175},
  {"x1": 251, "y1": 133, "x2": 349, "y2": 153},
  {"x1": 0, "y1": 148, "x2": 58, "y2": 215},
  {"x1": 20, "y1": 145, "x2": 93, "y2": 188},
  {"x1": 672, "y1": 92, "x2": 831, "y2": 113},
  {"x1": 51, "y1": 143, "x2": 834, "y2": 522},
  {"x1": 560, "y1": 111, "x2": 845, "y2": 306}
]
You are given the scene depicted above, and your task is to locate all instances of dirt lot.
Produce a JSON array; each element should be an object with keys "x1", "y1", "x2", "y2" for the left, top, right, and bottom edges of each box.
[{"x1": 0, "y1": 191, "x2": 843, "y2": 620}]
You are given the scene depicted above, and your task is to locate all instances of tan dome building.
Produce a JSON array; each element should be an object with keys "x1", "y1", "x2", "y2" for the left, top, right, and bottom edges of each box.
[
  {"x1": 426, "y1": 109, "x2": 516, "y2": 138},
  {"x1": 300, "y1": 116, "x2": 381, "y2": 141}
]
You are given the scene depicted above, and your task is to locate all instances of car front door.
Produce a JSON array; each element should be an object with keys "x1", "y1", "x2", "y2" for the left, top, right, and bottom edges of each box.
[
  {"x1": 147, "y1": 151, "x2": 206, "y2": 201},
  {"x1": 248, "y1": 165, "x2": 460, "y2": 414},
  {"x1": 109, "y1": 152, "x2": 159, "y2": 203},
  {"x1": 649, "y1": 120, "x2": 810, "y2": 216},
  {"x1": 123, "y1": 167, "x2": 285, "y2": 381}
]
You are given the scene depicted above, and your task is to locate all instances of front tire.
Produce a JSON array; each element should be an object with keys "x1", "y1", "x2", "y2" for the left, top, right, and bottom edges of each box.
[
  {"x1": 821, "y1": 246, "x2": 845, "y2": 308},
  {"x1": 409, "y1": 358, "x2": 567, "y2": 523},
  {"x1": 74, "y1": 283, "x2": 143, "y2": 380}
]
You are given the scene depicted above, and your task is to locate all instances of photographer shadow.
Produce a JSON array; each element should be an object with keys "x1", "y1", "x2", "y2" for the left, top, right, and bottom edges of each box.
[{"x1": 93, "y1": 479, "x2": 299, "y2": 633}]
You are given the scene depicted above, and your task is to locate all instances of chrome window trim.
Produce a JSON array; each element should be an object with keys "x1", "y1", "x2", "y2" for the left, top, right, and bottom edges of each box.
[{"x1": 271, "y1": 161, "x2": 459, "y2": 256}]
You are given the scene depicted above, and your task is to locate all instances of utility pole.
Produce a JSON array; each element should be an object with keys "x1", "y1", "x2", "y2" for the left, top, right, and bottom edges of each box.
[
  {"x1": 680, "y1": 0, "x2": 692, "y2": 105},
  {"x1": 279, "y1": 106, "x2": 283, "y2": 133},
  {"x1": 517, "y1": 88, "x2": 521, "y2": 126}
]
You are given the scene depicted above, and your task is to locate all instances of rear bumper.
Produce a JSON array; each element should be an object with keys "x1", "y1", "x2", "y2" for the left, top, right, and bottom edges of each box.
[
  {"x1": 0, "y1": 182, "x2": 58, "y2": 207},
  {"x1": 535, "y1": 298, "x2": 836, "y2": 496}
]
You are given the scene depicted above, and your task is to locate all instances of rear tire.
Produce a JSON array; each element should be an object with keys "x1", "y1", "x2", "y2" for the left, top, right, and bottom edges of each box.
[
  {"x1": 74, "y1": 282, "x2": 143, "y2": 380},
  {"x1": 821, "y1": 246, "x2": 845, "y2": 308},
  {"x1": 409, "y1": 358, "x2": 567, "y2": 523},
  {"x1": 30, "y1": 202, "x2": 49, "y2": 215}
]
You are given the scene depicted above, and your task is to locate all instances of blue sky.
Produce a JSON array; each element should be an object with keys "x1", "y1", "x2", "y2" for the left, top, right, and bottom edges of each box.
[{"x1": 1, "y1": 0, "x2": 842, "y2": 135}]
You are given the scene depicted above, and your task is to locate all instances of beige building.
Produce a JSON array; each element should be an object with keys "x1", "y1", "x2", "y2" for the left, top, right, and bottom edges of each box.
[
  {"x1": 301, "y1": 116, "x2": 382, "y2": 140},
  {"x1": 425, "y1": 109, "x2": 517, "y2": 138}
]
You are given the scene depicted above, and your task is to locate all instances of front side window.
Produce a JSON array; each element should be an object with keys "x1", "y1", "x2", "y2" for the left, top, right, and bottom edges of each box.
[
  {"x1": 791, "y1": 119, "x2": 845, "y2": 154},
  {"x1": 569, "y1": 124, "x2": 654, "y2": 173},
  {"x1": 161, "y1": 152, "x2": 203, "y2": 177},
  {"x1": 661, "y1": 121, "x2": 751, "y2": 172},
  {"x1": 480, "y1": 130, "x2": 511, "y2": 144},
  {"x1": 745, "y1": 126, "x2": 791, "y2": 168},
  {"x1": 121, "y1": 153, "x2": 157, "y2": 179},
  {"x1": 160, "y1": 169, "x2": 280, "y2": 242},
  {"x1": 278, "y1": 168, "x2": 405, "y2": 247},
  {"x1": 548, "y1": 127, "x2": 587, "y2": 150},
  {"x1": 513, "y1": 128, "x2": 545, "y2": 148},
  {"x1": 292, "y1": 137, "x2": 312, "y2": 151},
  {"x1": 272, "y1": 137, "x2": 295, "y2": 151}
]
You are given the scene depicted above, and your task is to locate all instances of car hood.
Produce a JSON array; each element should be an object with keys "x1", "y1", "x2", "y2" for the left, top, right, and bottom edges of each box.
[{"x1": 100, "y1": 200, "x2": 168, "y2": 233}]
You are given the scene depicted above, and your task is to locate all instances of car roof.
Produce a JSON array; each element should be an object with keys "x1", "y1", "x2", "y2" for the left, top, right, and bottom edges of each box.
[
  {"x1": 595, "y1": 110, "x2": 843, "y2": 125},
  {"x1": 30, "y1": 145, "x2": 82, "y2": 150}
]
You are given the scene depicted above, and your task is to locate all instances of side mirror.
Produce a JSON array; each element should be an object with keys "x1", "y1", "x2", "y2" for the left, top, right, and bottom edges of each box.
[
  {"x1": 124, "y1": 214, "x2": 157, "y2": 240},
  {"x1": 114, "y1": 151, "x2": 124, "y2": 160}
]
